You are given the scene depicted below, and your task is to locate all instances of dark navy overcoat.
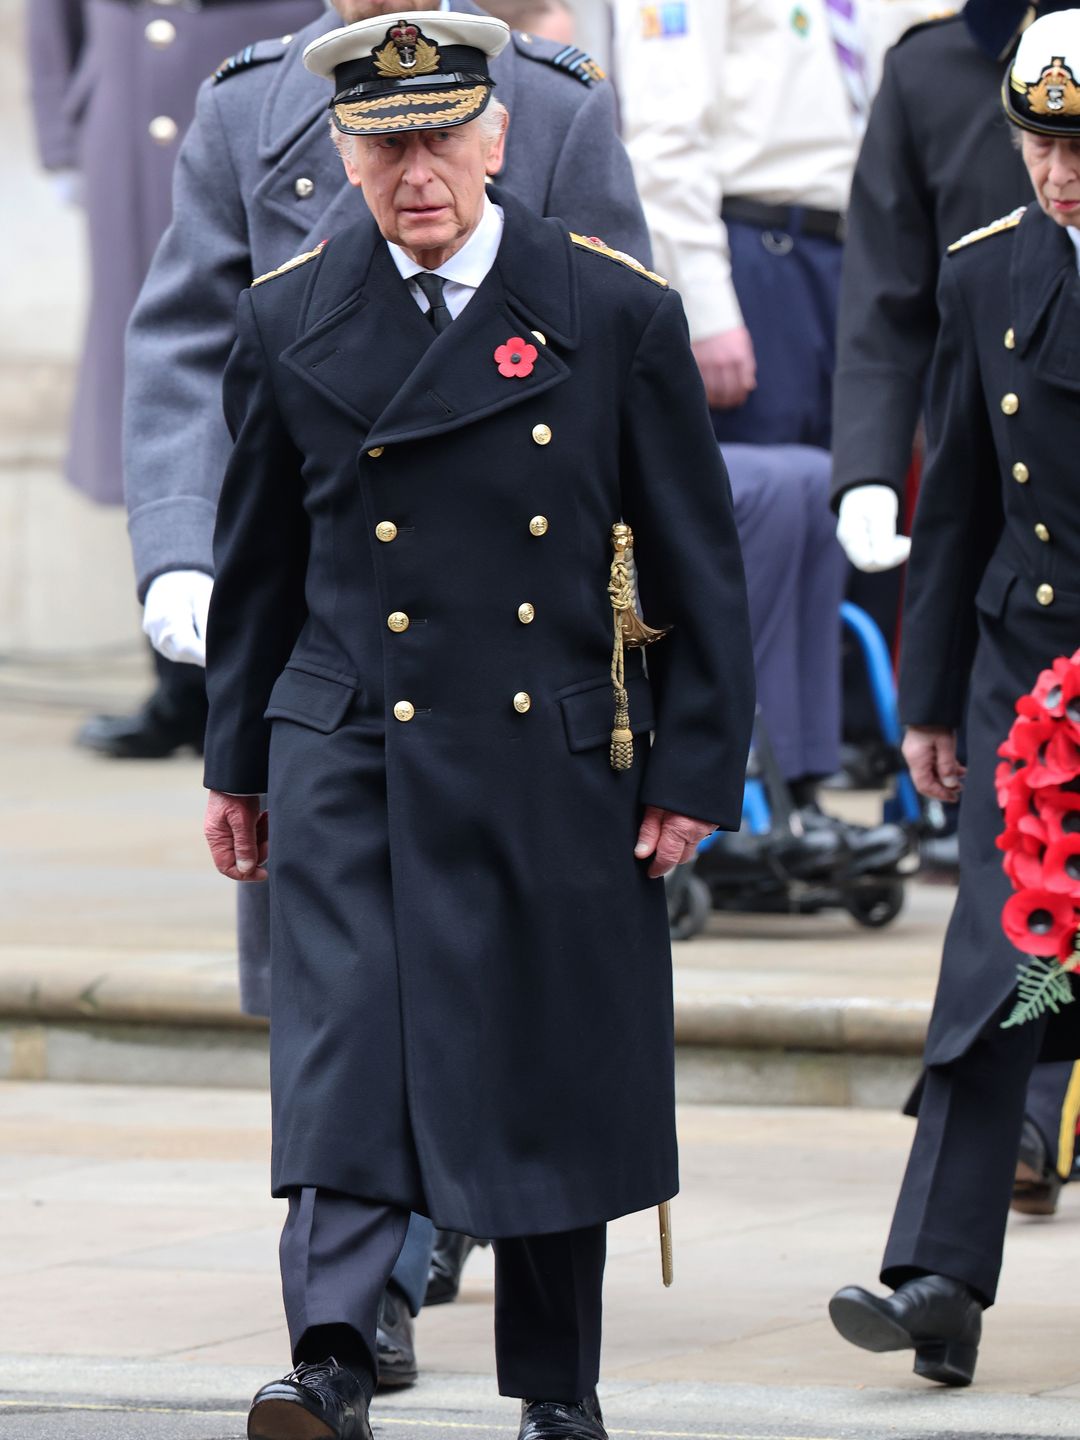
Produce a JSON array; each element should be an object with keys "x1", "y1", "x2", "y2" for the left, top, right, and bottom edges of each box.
[
  {"x1": 900, "y1": 204, "x2": 1080, "y2": 1068},
  {"x1": 203, "y1": 192, "x2": 755, "y2": 1237}
]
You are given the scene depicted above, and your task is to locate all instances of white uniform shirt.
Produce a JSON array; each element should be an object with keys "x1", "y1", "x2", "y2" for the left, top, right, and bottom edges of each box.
[
  {"x1": 388, "y1": 196, "x2": 505, "y2": 320},
  {"x1": 614, "y1": 0, "x2": 950, "y2": 340},
  {"x1": 1069, "y1": 225, "x2": 1080, "y2": 275}
]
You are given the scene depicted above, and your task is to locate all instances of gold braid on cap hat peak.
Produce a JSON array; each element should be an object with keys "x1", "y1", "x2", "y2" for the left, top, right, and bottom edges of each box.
[{"x1": 336, "y1": 85, "x2": 488, "y2": 131}]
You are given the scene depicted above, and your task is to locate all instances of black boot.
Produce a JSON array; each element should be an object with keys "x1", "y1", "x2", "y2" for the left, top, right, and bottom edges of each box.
[
  {"x1": 1012, "y1": 1117, "x2": 1064, "y2": 1216},
  {"x1": 376, "y1": 1282, "x2": 418, "y2": 1388},
  {"x1": 248, "y1": 1358, "x2": 372, "y2": 1440},
  {"x1": 829, "y1": 1274, "x2": 983, "y2": 1386},
  {"x1": 518, "y1": 1393, "x2": 607, "y2": 1440},
  {"x1": 424, "y1": 1229, "x2": 488, "y2": 1306}
]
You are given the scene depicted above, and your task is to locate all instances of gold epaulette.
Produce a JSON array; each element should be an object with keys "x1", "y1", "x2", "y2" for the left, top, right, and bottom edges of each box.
[
  {"x1": 569, "y1": 233, "x2": 668, "y2": 288},
  {"x1": 947, "y1": 206, "x2": 1026, "y2": 254},
  {"x1": 251, "y1": 240, "x2": 327, "y2": 288}
]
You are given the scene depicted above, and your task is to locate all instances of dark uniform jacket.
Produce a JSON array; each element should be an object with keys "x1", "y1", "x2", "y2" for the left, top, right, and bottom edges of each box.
[
  {"x1": 202, "y1": 191, "x2": 754, "y2": 1235},
  {"x1": 830, "y1": 15, "x2": 1029, "y2": 504},
  {"x1": 899, "y1": 204, "x2": 1080, "y2": 1066}
]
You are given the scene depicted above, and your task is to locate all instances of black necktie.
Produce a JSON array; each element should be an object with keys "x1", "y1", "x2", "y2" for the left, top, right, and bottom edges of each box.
[{"x1": 414, "y1": 271, "x2": 452, "y2": 334}]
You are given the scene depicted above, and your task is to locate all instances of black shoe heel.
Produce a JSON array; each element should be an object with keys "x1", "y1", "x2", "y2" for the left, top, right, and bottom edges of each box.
[{"x1": 914, "y1": 1340, "x2": 977, "y2": 1387}]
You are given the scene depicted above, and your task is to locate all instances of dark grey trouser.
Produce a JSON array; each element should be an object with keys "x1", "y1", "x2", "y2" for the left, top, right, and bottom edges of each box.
[{"x1": 281, "y1": 1187, "x2": 605, "y2": 1399}]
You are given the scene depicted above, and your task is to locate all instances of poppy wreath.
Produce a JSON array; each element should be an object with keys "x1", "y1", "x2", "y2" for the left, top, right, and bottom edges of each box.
[{"x1": 997, "y1": 649, "x2": 1080, "y2": 1027}]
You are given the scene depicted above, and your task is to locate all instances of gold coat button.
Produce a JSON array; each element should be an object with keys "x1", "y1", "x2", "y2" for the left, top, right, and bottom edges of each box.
[
  {"x1": 1001, "y1": 392, "x2": 1019, "y2": 416},
  {"x1": 393, "y1": 700, "x2": 415, "y2": 722},
  {"x1": 513, "y1": 692, "x2": 532, "y2": 713},
  {"x1": 1037, "y1": 584, "x2": 1055, "y2": 606},
  {"x1": 368, "y1": 447, "x2": 385, "y2": 458},
  {"x1": 1012, "y1": 462, "x2": 1030, "y2": 484},
  {"x1": 532, "y1": 424, "x2": 552, "y2": 446},
  {"x1": 518, "y1": 602, "x2": 535, "y2": 624},
  {"x1": 1035, "y1": 523, "x2": 1051, "y2": 543},
  {"x1": 529, "y1": 515, "x2": 549, "y2": 536},
  {"x1": 1004, "y1": 327, "x2": 1016, "y2": 350},
  {"x1": 145, "y1": 18, "x2": 176, "y2": 47},
  {"x1": 294, "y1": 177, "x2": 315, "y2": 199},
  {"x1": 375, "y1": 521, "x2": 398, "y2": 543},
  {"x1": 531, "y1": 330, "x2": 547, "y2": 346},
  {"x1": 149, "y1": 115, "x2": 178, "y2": 145},
  {"x1": 387, "y1": 612, "x2": 410, "y2": 633}
]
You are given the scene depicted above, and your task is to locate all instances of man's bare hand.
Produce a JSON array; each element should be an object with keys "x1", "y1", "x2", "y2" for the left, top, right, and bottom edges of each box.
[
  {"x1": 691, "y1": 327, "x2": 757, "y2": 410},
  {"x1": 902, "y1": 726, "x2": 966, "y2": 804},
  {"x1": 204, "y1": 791, "x2": 268, "y2": 881},
  {"x1": 635, "y1": 805, "x2": 715, "y2": 879}
]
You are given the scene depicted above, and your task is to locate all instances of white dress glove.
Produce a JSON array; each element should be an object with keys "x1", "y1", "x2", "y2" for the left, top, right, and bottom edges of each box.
[
  {"x1": 142, "y1": 570, "x2": 214, "y2": 667},
  {"x1": 836, "y1": 484, "x2": 912, "y2": 573}
]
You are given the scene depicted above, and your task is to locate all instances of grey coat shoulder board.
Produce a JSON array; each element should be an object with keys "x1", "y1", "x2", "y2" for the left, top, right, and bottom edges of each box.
[
  {"x1": 212, "y1": 38, "x2": 289, "y2": 85},
  {"x1": 511, "y1": 32, "x2": 606, "y2": 86}
]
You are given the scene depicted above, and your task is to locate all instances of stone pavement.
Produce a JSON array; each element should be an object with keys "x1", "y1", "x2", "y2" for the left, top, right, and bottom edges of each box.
[{"x1": 1, "y1": 1080, "x2": 1080, "y2": 1439}]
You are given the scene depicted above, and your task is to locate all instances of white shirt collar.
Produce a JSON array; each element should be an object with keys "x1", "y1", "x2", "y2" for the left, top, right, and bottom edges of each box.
[
  {"x1": 387, "y1": 195, "x2": 504, "y2": 294},
  {"x1": 1068, "y1": 225, "x2": 1080, "y2": 275}
]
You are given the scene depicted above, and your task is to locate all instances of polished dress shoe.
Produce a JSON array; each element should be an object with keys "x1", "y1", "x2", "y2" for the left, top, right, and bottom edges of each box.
[
  {"x1": 518, "y1": 1392, "x2": 607, "y2": 1440},
  {"x1": 1012, "y1": 1117, "x2": 1064, "y2": 1216},
  {"x1": 798, "y1": 806, "x2": 912, "y2": 875},
  {"x1": 829, "y1": 1274, "x2": 982, "y2": 1386},
  {"x1": 248, "y1": 1358, "x2": 371, "y2": 1440},
  {"x1": 75, "y1": 696, "x2": 205, "y2": 759},
  {"x1": 424, "y1": 1229, "x2": 488, "y2": 1306},
  {"x1": 376, "y1": 1282, "x2": 418, "y2": 1388}
]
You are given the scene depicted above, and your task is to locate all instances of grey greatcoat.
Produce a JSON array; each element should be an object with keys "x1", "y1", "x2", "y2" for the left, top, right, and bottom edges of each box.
[
  {"x1": 123, "y1": 2, "x2": 650, "y2": 1015},
  {"x1": 202, "y1": 192, "x2": 754, "y2": 1235},
  {"x1": 25, "y1": 0, "x2": 323, "y2": 503}
]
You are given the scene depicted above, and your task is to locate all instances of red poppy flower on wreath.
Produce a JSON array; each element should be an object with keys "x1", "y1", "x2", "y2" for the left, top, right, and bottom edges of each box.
[
  {"x1": 1002, "y1": 775, "x2": 1045, "y2": 840},
  {"x1": 997, "y1": 826, "x2": 1047, "y2": 891},
  {"x1": 1010, "y1": 718, "x2": 1080, "y2": 787},
  {"x1": 1002, "y1": 888, "x2": 1076, "y2": 956},
  {"x1": 494, "y1": 336, "x2": 538, "y2": 379},
  {"x1": 1043, "y1": 836, "x2": 1080, "y2": 899},
  {"x1": 1032, "y1": 656, "x2": 1080, "y2": 718},
  {"x1": 995, "y1": 759, "x2": 1023, "y2": 809},
  {"x1": 1034, "y1": 790, "x2": 1080, "y2": 844}
]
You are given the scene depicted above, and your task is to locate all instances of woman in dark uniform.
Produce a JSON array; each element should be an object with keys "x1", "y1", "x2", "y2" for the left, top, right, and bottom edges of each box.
[{"x1": 829, "y1": 7, "x2": 1080, "y2": 1388}]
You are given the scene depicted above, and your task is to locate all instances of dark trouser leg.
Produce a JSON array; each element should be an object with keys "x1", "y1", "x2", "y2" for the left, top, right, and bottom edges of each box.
[
  {"x1": 882, "y1": 1013, "x2": 1047, "y2": 1306},
  {"x1": 1024, "y1": 1060, "x2": 1080, "y2": 1180},
  {"x1": 280, "y1": 1187, "x2": 410, "y2": 1394},
  {"x1": 494, "y1": 1224, "x2": 606, "y2": 1401}
]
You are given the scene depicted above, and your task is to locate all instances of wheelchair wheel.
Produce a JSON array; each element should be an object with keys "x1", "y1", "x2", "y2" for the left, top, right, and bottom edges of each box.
[
  {"x1": 842, "y1": 879, "x2": 905, "y2": 929},
  {"x1": 669, "y1": 873, "x2": 712, "y2": 941}
]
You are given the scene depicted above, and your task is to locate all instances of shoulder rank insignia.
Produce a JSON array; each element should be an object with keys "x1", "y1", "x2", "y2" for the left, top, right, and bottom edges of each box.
[
  {"x1": 513, "y1": 33, "x2": 606, "y2": 86},
  {"x1": 570, "y1": 233, "x2": 668, "y2": 287},
  {"x1": 252, "y1": 240, "x2": 327, "y2": 288},
  {"x1": 947, "y1": 206, "x2": 1026, "y2": 254},
  {"x1": 212, "y1": 37, "x2": 291, "y2": 86}
]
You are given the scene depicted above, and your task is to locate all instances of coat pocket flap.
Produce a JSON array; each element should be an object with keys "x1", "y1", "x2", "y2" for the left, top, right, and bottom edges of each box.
[
  {"x1": 264, "y1": 667, "x2": 358, "y2": 733},
  {"x1": 974, "y1": 557, "x2": 1017, "y2": 619},
  {"x1": 559, "y1": 673, "x2": 655, "y2": 754}
]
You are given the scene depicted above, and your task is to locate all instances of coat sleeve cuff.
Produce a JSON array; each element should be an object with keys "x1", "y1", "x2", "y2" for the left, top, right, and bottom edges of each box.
[
  {"x1": 829, "y1": 365, "x2": 923, "y2": 509},
  {"x1": 128, "y1": 497, "x2": 218, "y2": 601}
]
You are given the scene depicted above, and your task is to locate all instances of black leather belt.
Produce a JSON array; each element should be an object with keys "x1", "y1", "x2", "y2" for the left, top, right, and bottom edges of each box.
[{"x1": 721, "y1": 198, "x2": 846, "y2": 243}]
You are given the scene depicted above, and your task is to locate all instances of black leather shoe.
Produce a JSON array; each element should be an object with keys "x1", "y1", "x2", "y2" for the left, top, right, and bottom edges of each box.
[
  {"x1": 75, "y1": 696, "x2": 205, "y2": 759},
  {"x1": 518, "y1": 1393, "x2": 607, "y2": 1440},
  {"x1": 1013, "y1": 1117, "x2": 1064, "y2": 1216},
  {"x1": 798, "y1": 806, "x2": 912, "y2": 875},
  {"x1": 248, "y1": 1358, "x2": 372, "y2": 1440},
  {"x1": 829, "y1": 1274, "x2": 982, "y2": 1387},
  {"x1": 424, "y1": 1229, "x2": 488, "y2": 1306},
  {"x1": 376, "y1": 1283, "x2": 418, "y2": 1388}
]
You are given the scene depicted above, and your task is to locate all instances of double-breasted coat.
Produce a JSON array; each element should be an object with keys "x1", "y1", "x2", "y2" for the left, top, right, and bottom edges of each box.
[
  {"x1": 25, "y1": 0, "x2": 323, "y2": 502},
  {"x1": 202, "y1": 192, "x2": 755, "y2": 1236},
  {"x1": 900, "y1": 204, "x2": 1080, "y2": 1068}
]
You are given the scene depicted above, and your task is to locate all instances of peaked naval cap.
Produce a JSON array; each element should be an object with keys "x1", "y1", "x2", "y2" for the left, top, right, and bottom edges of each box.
[
  {"x1": 303, "y1": 11, "x2": 510, "y2": 136},
  {"x1": 1004, "y1": 8, "x2": 1080, "y2": 135}
]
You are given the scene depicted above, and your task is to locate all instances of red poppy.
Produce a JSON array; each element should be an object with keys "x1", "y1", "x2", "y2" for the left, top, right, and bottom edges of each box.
[
  {"x1": 1044, "y1": 836, "x2": 1080, "y2": 899},
  {"x1": 1011, "y1": 718, "x2": 1080, "y2": 787},
  {"x1": 1002, "y1": 888, "x2": 1076, "y2": 956},
  {"x1": 1034, "y1": 790, "x2": 1080, "y2": 844},
  {"x1": 494, "y1": 336, "x2": 538, "y2": 379},
  {"x1": 1016, "y1": 694, "x2": 1044, "y2": 720},
  {"x1": 995, "y1": 759, "x2": 1022, "y2": 808},
  {"x1": 997, "y1": 826, "x2": 1046, "y2": 890},
  {"x1": 1003, "y1": 773, "x2": 1045, "y2": 839}
]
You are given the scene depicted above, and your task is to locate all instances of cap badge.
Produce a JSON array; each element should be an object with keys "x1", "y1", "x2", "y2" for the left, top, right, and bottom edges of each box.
[
  {"x1": 1019, "y1": 56, "x2": 1080, "y2": 118},
  {"x1": 494, "y1": 336, "x2": 538, "y2": 379},
  {"x1": 373, "y1": 21, "x2": 440, "y2": 78}
]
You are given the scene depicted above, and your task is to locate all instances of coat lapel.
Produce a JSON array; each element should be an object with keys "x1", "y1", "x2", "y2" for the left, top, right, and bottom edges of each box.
[
  {"x1": 1011, "y1": 207, "x2": 1080, "y2": 392},
  {"x1": 363, "y1": 194, "x2": 579, "y2": 448},
  {"x1": 279, "y1": 219, "x2": 436, "y2": 431}
]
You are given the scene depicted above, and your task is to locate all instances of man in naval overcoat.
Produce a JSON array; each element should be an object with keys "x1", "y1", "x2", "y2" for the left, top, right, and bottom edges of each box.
[
  {"x1": 830, "y1": 9, "x2": 1080, "y2": 1388},
  {"x1": 200, "y1": 12, "x2": 754, "y2": 1438}
]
